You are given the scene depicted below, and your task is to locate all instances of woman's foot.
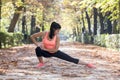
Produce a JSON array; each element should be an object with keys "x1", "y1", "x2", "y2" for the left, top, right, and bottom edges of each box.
[
  {"x1": 37, "y1": 63, "x2": 44, "y2": 68},
  {"x1": 86, "y1": 63, "x2": 96, "y2": 68}
]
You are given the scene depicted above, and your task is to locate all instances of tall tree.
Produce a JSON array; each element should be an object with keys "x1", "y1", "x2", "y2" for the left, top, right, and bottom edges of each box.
[
  {"x1": 22, "y1": 0, "x2": 26, "y2": 34},
  {"x1": 37, "y1": 0, "x2": 54, "y2": 31},
  {"x1": 8, "y1": 0, "x2": 23, "y2": 32},
  {"x1": 41, "y1": 11, "x2": 45, "y2": 31},
  {"x1": 112, "y1": 20, "x2": 117, "y2": 34},
  {"x1": 98, "y1": 9, "x2": 104, "y2": 34},
  {"x1": 81, "y1": 12, "x2": 85, "y2": 33},
  {"x1": 72, "y1": 27, "x2": 77, "y2": 38},
  {"x1": 85, "y1": 11, "x2": 91, "y2": 34},
  {"x1": 99, "y1": 0, "x2": 120, "y2": 34},
  {"x1": 93, "y1": 7, "x2": 98, "y2": 35},
  {"x1": 0, "y1": 0, "x2": 1, "y2": 30},
  {"x1": 30, "y1": 15, "x2": 36, "y2": 35},
  {"x1": 0, "y1": 0, "x2": 1, "y2": 48},
  {"x1": 106, "y1": 12, "x2": 112, "y2": 34},
  {"x1": 119, "y1": 0, "x2": 120, "y2": 33},
  {"x1": 107, "y1": 19, "x2": 112, "y2": 34},
  {"x1": 22, "y1": 16, "x2": 26, "y2": 33}
]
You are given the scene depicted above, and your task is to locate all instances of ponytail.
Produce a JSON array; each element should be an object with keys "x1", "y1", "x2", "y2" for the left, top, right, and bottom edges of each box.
[{"x1": 49, "y1": 22, "x2": 61, "y2": 39}]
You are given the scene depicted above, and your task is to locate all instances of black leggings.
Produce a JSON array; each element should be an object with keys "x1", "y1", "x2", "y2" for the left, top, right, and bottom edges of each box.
[{"x1": 35, "y1": 47, "x2": 79, "y2": 64}]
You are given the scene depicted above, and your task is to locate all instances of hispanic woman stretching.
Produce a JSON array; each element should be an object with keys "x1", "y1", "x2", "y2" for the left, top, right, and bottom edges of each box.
[{"x1": 30, "y1": 22, "x2": 95, "y2": 68}]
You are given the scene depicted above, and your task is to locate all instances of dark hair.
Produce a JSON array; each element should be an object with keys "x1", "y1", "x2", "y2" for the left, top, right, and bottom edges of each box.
[{"x1": 49, "y1": 22, "x2": 61, "y2": 39}]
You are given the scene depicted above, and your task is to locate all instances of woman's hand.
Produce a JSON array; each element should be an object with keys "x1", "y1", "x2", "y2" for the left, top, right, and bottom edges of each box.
[{"x1": 30, "y1": 32, "x2": 45, "y2": 47}]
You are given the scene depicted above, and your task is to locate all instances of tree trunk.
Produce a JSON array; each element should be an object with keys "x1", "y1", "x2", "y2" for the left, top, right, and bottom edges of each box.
[
  {"x1": 41, "y1": 23, "x2": 44, "y2": 31},
  {"x1": 30, "y1": 15, "x2": 36, "y2": 35},
  {"x1": 77, "y1": 25, "x2": 80, "y2": 36},
  {"x1": 118, "y1": 0, "x2": 120, "y2": 33},
  {"x1": 42, "y1": 12, "x2": 45, "y2": 31},
  {"x1": 0, "y1": 0, "x2": 2, "y2": 48},
  {"x1": 35, "y1": 25, "x2": 40, "y2": 33},
  {"x1": 85, "y1": 11, "x2": 91, "y2": 34},
  {"x1": 22, "y1": 16, "x2": 26, "y2": 34},
  {"x1": 112, "y1": 20, "x2": 117, "y2": 34},
  {"x1": 117, "y1": 17, "x2": 120, "y2": 34},
  {"x1": 22, "y1": 0, "x2": 26, "y2": 33},
  {"x1": 93, "y1": 7, "x2": 98, "y2": 35},
  {"x1": 81, "y1": 13, "x2": 85, "y2": 33},
  {"x1": 8, "y1": 0, "x2": 23, "y2": 32},
  {"x1": 106, "y1": 12, "x2": 112, "y2": 34},
  {"x1": 107, "y1": 19, "x2": 112, "y2": 34},
  {"x1": 98, "y1": 10, "x2": 104, "y2": 34},
  {"x1": 73, "y1": 27, "x2": 77, "y2": 38},
  {"x1": 77, "y1": 18, "x2": 82, "y2": 35},
  {"x1": 0, "y1": 0, "x2": 2, "y2": 30},
  {"x1": 8, "y1": 11, "x2": 21, "y2": 32},
  {"x1": 81, "y1": 13, "x2": 86, "y2": 43}
]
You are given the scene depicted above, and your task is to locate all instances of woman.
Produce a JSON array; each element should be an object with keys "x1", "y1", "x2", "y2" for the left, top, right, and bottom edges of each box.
[{"x1": 30, "y1": 22, "x2": 95, "y2": 68}]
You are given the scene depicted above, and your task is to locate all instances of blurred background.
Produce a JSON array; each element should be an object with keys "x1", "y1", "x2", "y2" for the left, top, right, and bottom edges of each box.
[{"x1": 0, "y1": 0, "x2": 120, "y2": 51}]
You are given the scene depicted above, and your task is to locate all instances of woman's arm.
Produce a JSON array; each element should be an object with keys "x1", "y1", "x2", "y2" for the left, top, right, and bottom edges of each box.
[
  {"x1": 43, "y1": 35, "x2": 60, "y2": 53},
  {"x1": 30, "y1": 32, "x2": 44, "y2": 46}
]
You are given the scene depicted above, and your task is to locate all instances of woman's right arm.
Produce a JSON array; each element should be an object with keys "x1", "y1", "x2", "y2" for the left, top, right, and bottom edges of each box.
[{"x1": 30, "y1": 32, "x2": 44, "y2": 47}]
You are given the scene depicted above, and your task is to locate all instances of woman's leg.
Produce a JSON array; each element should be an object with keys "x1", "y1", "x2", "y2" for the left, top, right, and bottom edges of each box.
[
  {"x1": 54, "y1": 51, "x2": 87, "y2": 65},
  {"x1": 35, "y1": 49, "x2": 95, "y2": 68},
  {"x1": 53, "y1": 50, "x2": 79, "y2": 64},
  {"x1": 35, "y1": 47, "x2": 44, "y2": 63},
  {"x1": 35, "y1": 47, "x2": 53, "y2": 63},
  {"x1": 53, "y1": 50, "x2": 95, "y2": 68}
]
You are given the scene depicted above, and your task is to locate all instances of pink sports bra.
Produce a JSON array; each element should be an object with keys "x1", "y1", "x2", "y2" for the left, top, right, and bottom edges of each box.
[{"x1": 42, "y1": 32, "x2": 56, "y2": 49}]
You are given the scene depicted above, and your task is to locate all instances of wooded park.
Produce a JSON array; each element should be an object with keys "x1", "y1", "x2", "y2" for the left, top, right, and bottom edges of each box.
[{"x1": 0, "y1": 0, "x2": 120, "y2": 80}]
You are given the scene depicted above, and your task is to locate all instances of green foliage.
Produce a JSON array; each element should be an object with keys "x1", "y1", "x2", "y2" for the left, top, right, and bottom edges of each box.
[
  {"x1": 100, "y1": 0, "x2": 119, "y2": 21},
  {"x1": 84, "y1": 33, "x2": 93, "y2": 44},
  {"x1": 76, "y1": 33, "x2": 120, "y2": 51},
  {"x1": 1, "y1": 2, "x2": 14, "y2": 18},
  {"x1": 78, "y1": 33, "x2": 93, "y2": 44},
  {"x1": 13, "y1": 32, "x2": 23, "y2": 45},
  {"x1": 94, "y1": 34, "x2": 120, "y2": 50},
  {"x1": 0, "y1": 31, "x2": 23, "y2": 48},
  {"x1": 94, "y1": 34, "x2": 107, "y2": 47},
  {"x1": 0, "y1": 31, "x2": 9, "y2": 47}
]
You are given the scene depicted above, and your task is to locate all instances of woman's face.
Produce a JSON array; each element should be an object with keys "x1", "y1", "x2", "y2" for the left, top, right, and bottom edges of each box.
[{"x1": 54, "y1": 29, "x2": 60, "y2": 35}]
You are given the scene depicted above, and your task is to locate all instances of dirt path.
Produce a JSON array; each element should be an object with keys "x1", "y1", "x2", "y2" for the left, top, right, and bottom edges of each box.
[{"x1": 0, "y1": 42, "x2": 120, "y2": 80}]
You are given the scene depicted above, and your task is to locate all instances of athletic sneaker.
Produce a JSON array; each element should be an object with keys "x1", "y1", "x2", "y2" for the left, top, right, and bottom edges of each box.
[
  {"x1": 37, "y1": 63, "x2": 44, "y2": 68},
  {"x1": 86, "y1": 63, "x2": 96, "y2": 68}
]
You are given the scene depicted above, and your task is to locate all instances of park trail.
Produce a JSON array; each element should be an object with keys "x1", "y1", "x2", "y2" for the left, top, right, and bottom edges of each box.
[{"x1": 0, "y1": 42, "x2": 120, "y2": 80}]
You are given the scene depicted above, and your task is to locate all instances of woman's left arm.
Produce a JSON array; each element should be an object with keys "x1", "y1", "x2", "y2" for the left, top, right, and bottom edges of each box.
[{"x1": 42, "y1": 35, "x2": 60, "y2": 53}]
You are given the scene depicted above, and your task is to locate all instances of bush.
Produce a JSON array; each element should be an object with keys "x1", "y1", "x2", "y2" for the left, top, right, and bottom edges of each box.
[
  {"x1": 13, "y1": 32, "x2": 23, "y2": 45},
  {"x1": 77, "y1": 33, "x2": 120, "y2": 51},
  {"x1": 0, "y1": 31, "x2": 9, "y2": 48},
  {"x1": 78, "y1": 33, "x2": 93, "y2": 44},
  {"x1": 0, "y1": 31, "x2": 23, "y2": 48},
  {"x1": 94, "y1": 34, "x2": 106, "y2": 47},
  {"x1": 94, "y1": 34, "x2": 120, "y2": 51}
]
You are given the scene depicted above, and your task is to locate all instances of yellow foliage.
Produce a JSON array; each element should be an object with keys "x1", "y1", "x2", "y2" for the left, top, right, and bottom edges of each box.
[
  {"x1": 15, "y1": 1, "x2": 23, "y2": 7},
  {"x1": 62, "y1": 0, "x2": 71, "y2": 7},
  {"x1": 15, "y1": 11, "x2": 22, "y2": 14},
  {"x1": 1, "y1": 2, "x2": 14, "y2": 18},
  {"x1": 2, "y1": 0, "x2": 12, "y2": 3}
]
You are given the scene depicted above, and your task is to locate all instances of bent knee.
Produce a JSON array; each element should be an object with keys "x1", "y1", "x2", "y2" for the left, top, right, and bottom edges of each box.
[{"x1": 35, "y1": 47, "x2": 41, "y2": 51}]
